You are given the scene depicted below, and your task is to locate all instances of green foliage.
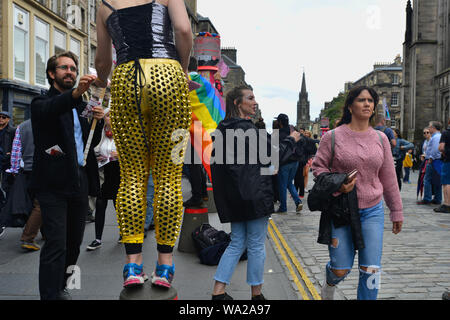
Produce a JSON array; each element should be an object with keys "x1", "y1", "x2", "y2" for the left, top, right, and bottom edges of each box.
[{"x1": 323, "y1": 92, "x2": 347, "y2": 129}]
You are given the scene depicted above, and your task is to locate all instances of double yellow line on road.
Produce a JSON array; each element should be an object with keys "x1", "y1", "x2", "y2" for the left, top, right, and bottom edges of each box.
[{"x1": 268, "y1": 219, "x2": 321, "y2": 300}]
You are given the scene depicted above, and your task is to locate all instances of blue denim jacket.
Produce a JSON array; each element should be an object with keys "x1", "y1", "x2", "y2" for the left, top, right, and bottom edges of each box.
[{"x1": 392, "y1": 138, "x2": 414, "y2": 161}]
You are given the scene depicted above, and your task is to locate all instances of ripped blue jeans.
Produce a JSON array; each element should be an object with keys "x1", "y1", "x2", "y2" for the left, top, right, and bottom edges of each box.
[{"x1": 326, "y1": 201, "x2": 384, "y2": 300}]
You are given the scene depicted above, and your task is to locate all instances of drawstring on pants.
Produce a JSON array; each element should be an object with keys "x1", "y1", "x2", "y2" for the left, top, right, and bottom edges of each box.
[{"x1": 133, "y1": 59, "x2": 151, "y2": 154}]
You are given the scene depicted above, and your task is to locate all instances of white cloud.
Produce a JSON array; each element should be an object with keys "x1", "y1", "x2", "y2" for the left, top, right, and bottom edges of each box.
[{"x1": 197, "y1": 0, "x2": 406, "y2": 122}]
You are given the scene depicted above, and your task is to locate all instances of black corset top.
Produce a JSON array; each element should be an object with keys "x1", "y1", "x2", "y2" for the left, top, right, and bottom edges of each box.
[{"x1": 104, "y1": 1, "x2": 179, "y2": 65}]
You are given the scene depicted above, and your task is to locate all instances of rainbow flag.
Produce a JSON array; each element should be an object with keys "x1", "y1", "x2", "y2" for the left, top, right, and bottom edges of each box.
[{"x1": 188, "y1": 73, "x2": 225, "y2": 180}]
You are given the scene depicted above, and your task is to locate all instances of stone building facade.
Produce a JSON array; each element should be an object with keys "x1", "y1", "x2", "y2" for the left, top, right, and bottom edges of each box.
[
  {"x1": 346, "y1": 55, "x2": 403, "y2": 128},
  {"x1": 0, "y1": 0, "x2": 97, "y2": 126},
  {"x1": 0, "y1": 0, "x2": 252, "y2": 125},
  {"x1": 402, "y1": 0, "x2": 450, "y2": 142}
]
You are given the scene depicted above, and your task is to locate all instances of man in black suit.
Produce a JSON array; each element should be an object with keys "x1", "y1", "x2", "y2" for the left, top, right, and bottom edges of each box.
[{"x1": 31, "y1": 51, "x2": 104, "y2": 300}]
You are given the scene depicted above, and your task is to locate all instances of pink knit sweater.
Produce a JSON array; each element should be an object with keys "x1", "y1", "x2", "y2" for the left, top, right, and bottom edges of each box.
[{"x1": 312, "y1": 125, "x2": 403, "y2": 222}]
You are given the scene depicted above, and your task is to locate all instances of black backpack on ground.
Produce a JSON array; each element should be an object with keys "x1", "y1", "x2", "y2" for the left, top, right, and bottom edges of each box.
[{"x1": 192, "y1": 223, "x2": 247, "y2": 266}]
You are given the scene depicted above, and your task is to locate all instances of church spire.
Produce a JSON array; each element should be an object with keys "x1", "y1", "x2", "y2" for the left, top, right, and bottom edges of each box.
[
  {"x1": 300, "y1": 71, "x2": 307, "y2": 98},
  {"x1": 301, "y1": 72, "x2": 307, "y2": 93},
  {"x1": 297, "y1": 70, "x2": 311, "y2": 130}
]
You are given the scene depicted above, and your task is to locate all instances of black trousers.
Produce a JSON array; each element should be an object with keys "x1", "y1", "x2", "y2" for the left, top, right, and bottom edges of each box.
[
  {"x1": 189, "y1": 163, "x2": 207, "y2": 200},
  {"x1": 37, "y1": 167, "x2": 88, "y2": 300},
  {"x1": 187, "y1": 143, "x2": 207, "y2": 200},
  {"x1": 395, "y1": 159, "x2": 403, "y2": 191},
  {"x1": 294, "y1": 164, "x2": 305, "y2": 197},
  {"x1": 95, "y1": 196, "x2": 116, "y2": 240}
]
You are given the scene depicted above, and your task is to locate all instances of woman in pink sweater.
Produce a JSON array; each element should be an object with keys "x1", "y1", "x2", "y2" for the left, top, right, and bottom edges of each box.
[{"x1": 312, "y1": 86, "x2": 403, "y2": 300}]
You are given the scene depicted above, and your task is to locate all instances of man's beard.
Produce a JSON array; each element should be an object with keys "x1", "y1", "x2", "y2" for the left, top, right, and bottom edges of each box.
[{"x1": 54, "y1": 75, "x2": 76, "y2": 90}]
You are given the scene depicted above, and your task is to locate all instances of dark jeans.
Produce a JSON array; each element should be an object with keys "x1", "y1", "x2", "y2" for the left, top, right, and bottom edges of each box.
[
  {"x1": 395, "y1": 160, "x2": 403, "y2": 191},
  {"x1": 277, "y1": 162, "x2": 301, "y2": 212},
  {"x1": 37, "y1": 167, "x2": 88, "y2": 300},
  {"x1": 403, "y1": 167, "x2": 411, "y2": 183}
]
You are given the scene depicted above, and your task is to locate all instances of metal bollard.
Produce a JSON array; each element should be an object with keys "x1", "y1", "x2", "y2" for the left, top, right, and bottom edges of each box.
[
  {"x1": 120, "y1": 281, "x2": 178, "y2": 300},
  {"x1": 178, "y1": 206, "x2": 209, "y2": 253}
]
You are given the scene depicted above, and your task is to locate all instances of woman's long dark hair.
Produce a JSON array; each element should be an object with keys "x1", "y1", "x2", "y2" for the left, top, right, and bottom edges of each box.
[
  {"x1": 225, "y1": 85, "x2": 253, "y2": 119},
  {"x1": 337, "y1": 86, "x2": 379, "y2": 127}
]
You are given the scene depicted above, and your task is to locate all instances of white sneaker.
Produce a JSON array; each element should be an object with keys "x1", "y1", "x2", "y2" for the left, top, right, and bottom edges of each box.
[
  {"x1": 321, "y1": 281, "x2": 336, "y2": 300},
  {"x1": 0, "y1": 226, "x2": 6, "y2": 239}
]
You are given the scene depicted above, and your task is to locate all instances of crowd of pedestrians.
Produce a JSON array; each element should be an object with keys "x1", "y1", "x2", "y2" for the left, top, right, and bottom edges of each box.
[{"x1": 0, "y1": 0, "x2": 449, "y2": 302}]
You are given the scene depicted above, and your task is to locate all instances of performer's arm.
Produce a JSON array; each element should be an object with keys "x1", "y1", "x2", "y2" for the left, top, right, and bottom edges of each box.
[
  {"x1": 95, "y1": 3, "x2": 113, "y2": 86},
  {"x1": 168, "y1": 0, "x2": 193, "y2": 74}
]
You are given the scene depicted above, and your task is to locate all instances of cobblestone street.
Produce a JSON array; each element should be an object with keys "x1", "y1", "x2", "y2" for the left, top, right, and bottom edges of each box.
[{"x1": 270, "y1": 170, "x2": 450, "y2": 300}]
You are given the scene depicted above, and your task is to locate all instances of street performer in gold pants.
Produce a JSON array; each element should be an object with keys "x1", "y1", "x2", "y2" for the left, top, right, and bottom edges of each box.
[{"x1": 95, "y1": 0, "x2": 192, "y2": 288}]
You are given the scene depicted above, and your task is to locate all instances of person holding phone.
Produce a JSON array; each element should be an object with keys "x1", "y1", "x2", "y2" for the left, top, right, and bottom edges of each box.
[{"x1": 312, "y1": 86, "x2": 403, "y2": 300}]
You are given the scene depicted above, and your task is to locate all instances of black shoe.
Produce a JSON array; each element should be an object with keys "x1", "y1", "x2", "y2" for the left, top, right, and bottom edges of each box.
[
  {"x1": 57, "y1": 288, "x2": 72, "y2": 300},
  {"x1": 434, "y1": 205, "x2": 450, "y2": 213},
  {"x1": 295, "y1": 201, "x2": 303, "y2": 213},
  {"x1": 443, "y1": 291, "x2": 450, "y2": 300},
  {"x1": 251, "y1": 293, "x2": 267, "y2": 301},
  {"x1": 212, "y1": 292, "x2": 234, "y2": 300},
  {"x1": 86, "y1": 240, "x2": 102, "y2": 251},
  {"x1": 148, "y1": 223, "x2": 155, "y2": 231},
  {"x1": 275, "y1": 208, "x2": 287, "y2": 214},
  {"x1": 183, "y1": 197, "x2": 203, "y2": 208},
  {"x1": 431, "y1": 199, "x2": 441, "y2": 205}
]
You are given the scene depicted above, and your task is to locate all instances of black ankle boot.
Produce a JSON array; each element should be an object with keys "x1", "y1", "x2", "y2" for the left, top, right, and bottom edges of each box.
[
  {"x1": 251, "y1": 293, "x2": 266, "y2": 301},
  {"x1": 211, "y1": 292, "x2": 234, "y2": 300}
]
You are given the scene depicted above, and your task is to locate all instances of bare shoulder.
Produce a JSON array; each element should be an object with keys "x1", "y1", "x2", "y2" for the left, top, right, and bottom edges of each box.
[
  {"x1": 156, "y1": 0, "x2": 169, "y2": 6},
  {"x1": 97, "y1": 2, "x2": 110, "y2": 23}
]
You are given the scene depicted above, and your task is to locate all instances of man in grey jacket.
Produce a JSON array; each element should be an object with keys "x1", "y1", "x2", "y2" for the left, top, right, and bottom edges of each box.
[{"x1": 5, "y1": 120, "x2": 42, "y2": 251}]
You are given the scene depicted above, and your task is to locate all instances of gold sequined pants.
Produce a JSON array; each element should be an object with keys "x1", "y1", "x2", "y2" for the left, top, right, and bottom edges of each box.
[{"x1": 110, "y1": 58, "x2": 191, "y2": 247}]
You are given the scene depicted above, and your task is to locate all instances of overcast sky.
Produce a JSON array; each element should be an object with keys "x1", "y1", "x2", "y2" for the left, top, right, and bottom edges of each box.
[{"x1": 196, "y1": 0, "x2": 407, "y2": 129}]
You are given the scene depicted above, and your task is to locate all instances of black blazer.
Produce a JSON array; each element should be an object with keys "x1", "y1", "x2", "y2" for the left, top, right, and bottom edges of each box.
[{"x1": 30, "y1": 86, "x2": 103, "y2": 196}]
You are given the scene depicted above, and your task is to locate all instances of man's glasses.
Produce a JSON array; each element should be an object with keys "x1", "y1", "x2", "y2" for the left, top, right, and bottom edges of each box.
[
  {"x1": 0, "y1": 116, "x2": 8, "y2": 120},
  {"x1": 423, "y1": 132, "x2": 430, "y2": 134},
  {"x1": 56, "y1": 65, "x2": 78, "y2": 73}
]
